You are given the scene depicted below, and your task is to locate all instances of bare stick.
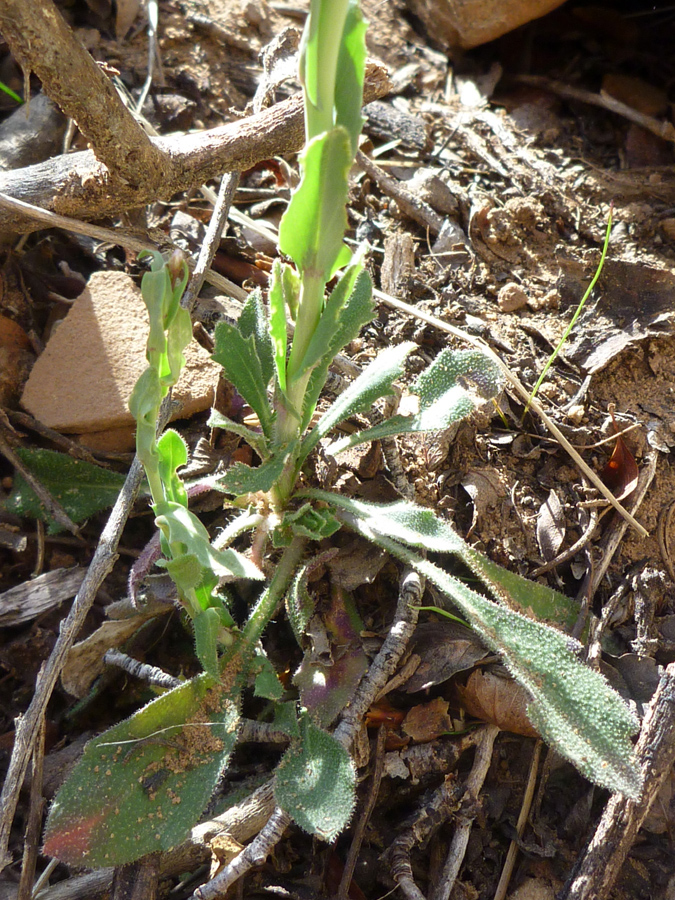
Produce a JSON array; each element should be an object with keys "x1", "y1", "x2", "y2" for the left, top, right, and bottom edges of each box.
[
  {"x1": 0, "y1": 458, "x2": 145, "y2": 871},
  {"x1": 431, "y1": 724, "x2": 499, "y2": 900},
  {"x1": 337, "y1": 726, "x2": 388, "y2": 900},
  {"x1": 0, "y1": 0, "x2": 169, "y2": 188},
  {"x1": 334, "y1": 569, "x2": 423, "y2": 749},
  {"x1": 0, "y1": 63, "x2": 390, "y2": 236},
  {"x1": 16, "y1": 716, "x2": 46, "y2": 900},
  {"x1": 182, "y1": 173, "x2": 240, "y2": 314},
  {"x1": 493, "y1": 740, "x2": 543, "y2": 900},
  {"x1": 192, "y1": 807, "x2": 291, "y2": 900},
  {"x1": 0, "y1": 192, "x2": 246, "y2": 301},
  {"x1": 560, "y1": 662, "x2": 675, "y2": 900}
]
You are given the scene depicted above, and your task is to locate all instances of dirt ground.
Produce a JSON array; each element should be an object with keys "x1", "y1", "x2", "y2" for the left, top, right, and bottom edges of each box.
[{"x1": 1, "y1": 1, "x2": 675, "y2": 899}]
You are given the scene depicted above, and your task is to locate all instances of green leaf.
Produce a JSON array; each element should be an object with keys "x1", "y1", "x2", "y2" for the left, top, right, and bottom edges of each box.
[
  {"x1": 194, "y1": 608, "x2": 221, "y2": 678},
  {"x1": 162, "y1": 552, "x2": 203, "y2": 592},
  {"x1": 334, "y1": 0, "x2": 367, "y2": 157},
  {"x1": 253, "y1": 654, "x2": 284, "y2": 701},
  {"x1": 207, "y1": 410, "x2": 267, "y2": 457},
  {"x1": 278, "y1": 127, "x2": 353, "y2": 284},
  {"x1": 329, "y1": 348, "x2": 503, "y2": 454},
  {"x1": 273, "y1": 701, "x2": 301, "y2": 739},
  {"x1": 3, "y1": 448, "x2": 128, "y2": 534},
  {"x1": 299, "y1": 268, "x2": 375, "y2": 434},
  {"x1": 164, "y1": 305, "x2": 193, "y2": 388},
  {"x1": 212, "y1": 446, "x2": 294, "y2": 496},
  {"x1": 286, "y1": 562, "x2": 318, "y2": 642},
  {"x1": 43, "y1": 673, "x2": 242, "y2": 867},
  {"x1": 157, "y1": 429, "x2": 188, "y2": 507},
  {"x1": 275, "y1": 711, "x2": 356, "y2": 840},
  {"x1": 238, "y1": 289, "x2": 275, "y2": 392},
  {"x1": 293, "y1": 254, "x2": 364, "y2": 381},
  {"x1": 268, "y1": 260, "x2": 289, "y2": 392},
  {"x1": 212, "y1": 322, "x2": 274, "y2": 438},
  {"x1": 153, "y1": 500, "x2": 264, "y2": 581},
  {"x1": 338, "y1": 513, "x2": 642, "y2": 798},
  {"x1": 307, "y1": 490, "x2": 577, "y2": 630},
  {"x1": 301, "y1": 341, "x2": 415, "y2": 461}
]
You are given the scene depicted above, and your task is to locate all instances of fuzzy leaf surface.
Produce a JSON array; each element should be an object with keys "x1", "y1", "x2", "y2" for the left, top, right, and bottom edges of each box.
[
  {"x1": 237, "y1": 289, "x2": 275, "y2": 392},
  {"x1": 301, "y1": 341, "x2": 415, "y2": 461},
  {"x1": 329, "y1": 349, "x2": 503, "y2": 454},
  {"x1": 4, "y1": 448, "x2": 128, "y2": 533},
  {"x1": 43, "y1": 674, "x2": 241, "y2": 867},
  {"x1": 212, "y1": 446, "x2": 294, "y2": 496},
  {"x1": 338, "y1": 511, "x2": 641, "y2": 798},
  {"x1": 299, "y1": 268, "x2": 374, "y2": 433},
  {"x1": 307, "y1": 491, "x2": 577, "y2": 630},
  {"x1": 275, "y1": 712, "x2": 356, "y2": 840},
  {"x1": 212, "y1": 322, "x2": 274, "y2": 438}
]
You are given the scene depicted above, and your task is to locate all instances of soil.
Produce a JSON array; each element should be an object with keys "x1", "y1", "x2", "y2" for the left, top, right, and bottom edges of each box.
[{"x1": 1, "y1": 1, "x2": 675, "y2": 899}]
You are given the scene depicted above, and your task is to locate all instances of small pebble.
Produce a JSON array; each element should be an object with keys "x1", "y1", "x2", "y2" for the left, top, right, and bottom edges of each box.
[{"x1": 497, "y1": 282, "x2": 528, "y2": 312}]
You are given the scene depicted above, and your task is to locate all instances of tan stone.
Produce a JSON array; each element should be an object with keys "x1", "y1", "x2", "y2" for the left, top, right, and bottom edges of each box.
[
  {"x1": 497, "y1": 282, "x2": 528, "y2": 312},
  {"x1": 407, "y1": 0, "x2": 566, "y2": 49},
  {"x1": 21, "y1": 270, "x2": 221, "y2": 434}
]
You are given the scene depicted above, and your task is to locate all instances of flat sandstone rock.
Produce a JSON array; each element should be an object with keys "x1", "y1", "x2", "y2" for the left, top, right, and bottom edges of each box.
[{"x1": 22, "y1": 270, "x2": 220, "y2": 437}]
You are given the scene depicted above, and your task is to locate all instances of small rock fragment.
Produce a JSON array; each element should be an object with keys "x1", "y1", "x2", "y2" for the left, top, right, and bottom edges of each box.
[{"x1": 497, "y1": 282, "x2": 528, "y2": 312}]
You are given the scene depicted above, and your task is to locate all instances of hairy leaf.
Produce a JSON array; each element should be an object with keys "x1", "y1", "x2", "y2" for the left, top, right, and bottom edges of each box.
[
  {"x1": 207, "y1": 410, "x2": 267, "y2": 457},
  {"x1": 212, "y1": 322, "x2": 274, "y2": 438},
  {"x1": 275, "y1": 712, "x2": 356, "y2": 840},
  {"x1": 338, "y1": 511, "x2": 641, "y2": 798},
  {"x1": 299, "y1": 268, "x2": 374, "y2": 433},
  {"x1": 212, "y1": 446, "x2": 294, "y2": 496},
  {"x1": 4, "y1": 448, "x2": 128, "y2": 533},
  {"x1": 301, "y1": 340, "x2": 415, "y2": 461},
  {"x1": 307, "y1": 491, "x2": 577, "y2": 629},
  {"x1": 43, "y1": 674, "x2": 241, "y2": 867},
  {"x1": 329, "y1": 349, "x2": 503, "y2": 454}
]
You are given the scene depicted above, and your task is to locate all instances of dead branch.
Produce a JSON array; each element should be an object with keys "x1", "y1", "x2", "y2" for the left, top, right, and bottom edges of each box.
[
  {"x1": 0, "y1": 0, "x2": 170, "y2": 190},
  {"x1": 560, "y1": 662, "x2": 675, "y2": 900},
  {"x1": 0, "y1": 58, "x2": 390, "y2": 236}
]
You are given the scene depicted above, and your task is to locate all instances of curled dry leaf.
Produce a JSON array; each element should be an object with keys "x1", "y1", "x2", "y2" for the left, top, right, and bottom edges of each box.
[
  {"x1": 600, "y1": 432, "x2": 639, "y2": 500},
  {"x1": 455, "y1": 665, "x2": 539, "y2": 737},
  {"x1": 404, "y1": 619, "x2": 490, "y2": 692},
  {"x1": 402, "y1": 697, "x2": 455, "y2": 743},
  {"x1": 536, "y1": 488, "x2": 566, "y2": 562}
]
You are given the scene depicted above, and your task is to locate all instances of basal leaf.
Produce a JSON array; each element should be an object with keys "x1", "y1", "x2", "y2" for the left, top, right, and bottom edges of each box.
[
  {"x1": 307, "y1": 490, "x2": 577, "y2": 630},
  {"x1": 275, "y1": 711, "x2": 356, "y2": 840},
  {"x1": 4, "y1": 448, "x2": 128, "y2": 534},
  {"x1": 212, "y1": 446, "x2": 293, "y2": 496},
  {"x1": 329, "y1": 348, "x2": 503, "y2": 454},
  {"x1": 337, "y1": 512, "x2": 641, "y2": 798},
  {"x1": 43, "y1": 674, "x2": 241, "y2": 867},
  {"x1": 212, "y1": 322, "x2": 274, "y2": 438}
]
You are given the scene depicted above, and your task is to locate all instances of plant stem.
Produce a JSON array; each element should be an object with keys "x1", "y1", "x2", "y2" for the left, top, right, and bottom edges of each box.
[
  {"x1": 241, "y1": 538, "x2": 306, "y2": 650},
  {"x1": 302, "y1": 0, "x2": 350, "y2": 141}
]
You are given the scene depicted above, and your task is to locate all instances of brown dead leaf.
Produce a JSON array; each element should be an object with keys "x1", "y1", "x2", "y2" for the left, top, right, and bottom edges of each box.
[
  {"x1": 402, "y1": 697, "x2": 455, "y2": 743},
  {"x1": 536, "y1": 489, "x2": 566, "y2": 562},
  {"x1": 601, "y1": 434, "x2": 639, "y2": 500},
  {"x1": 455, "y1": 666, "x2": 538, "y2": 737},
  {"x1": 404, "y1": 620, "x2": 489, "y2": 692}
]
